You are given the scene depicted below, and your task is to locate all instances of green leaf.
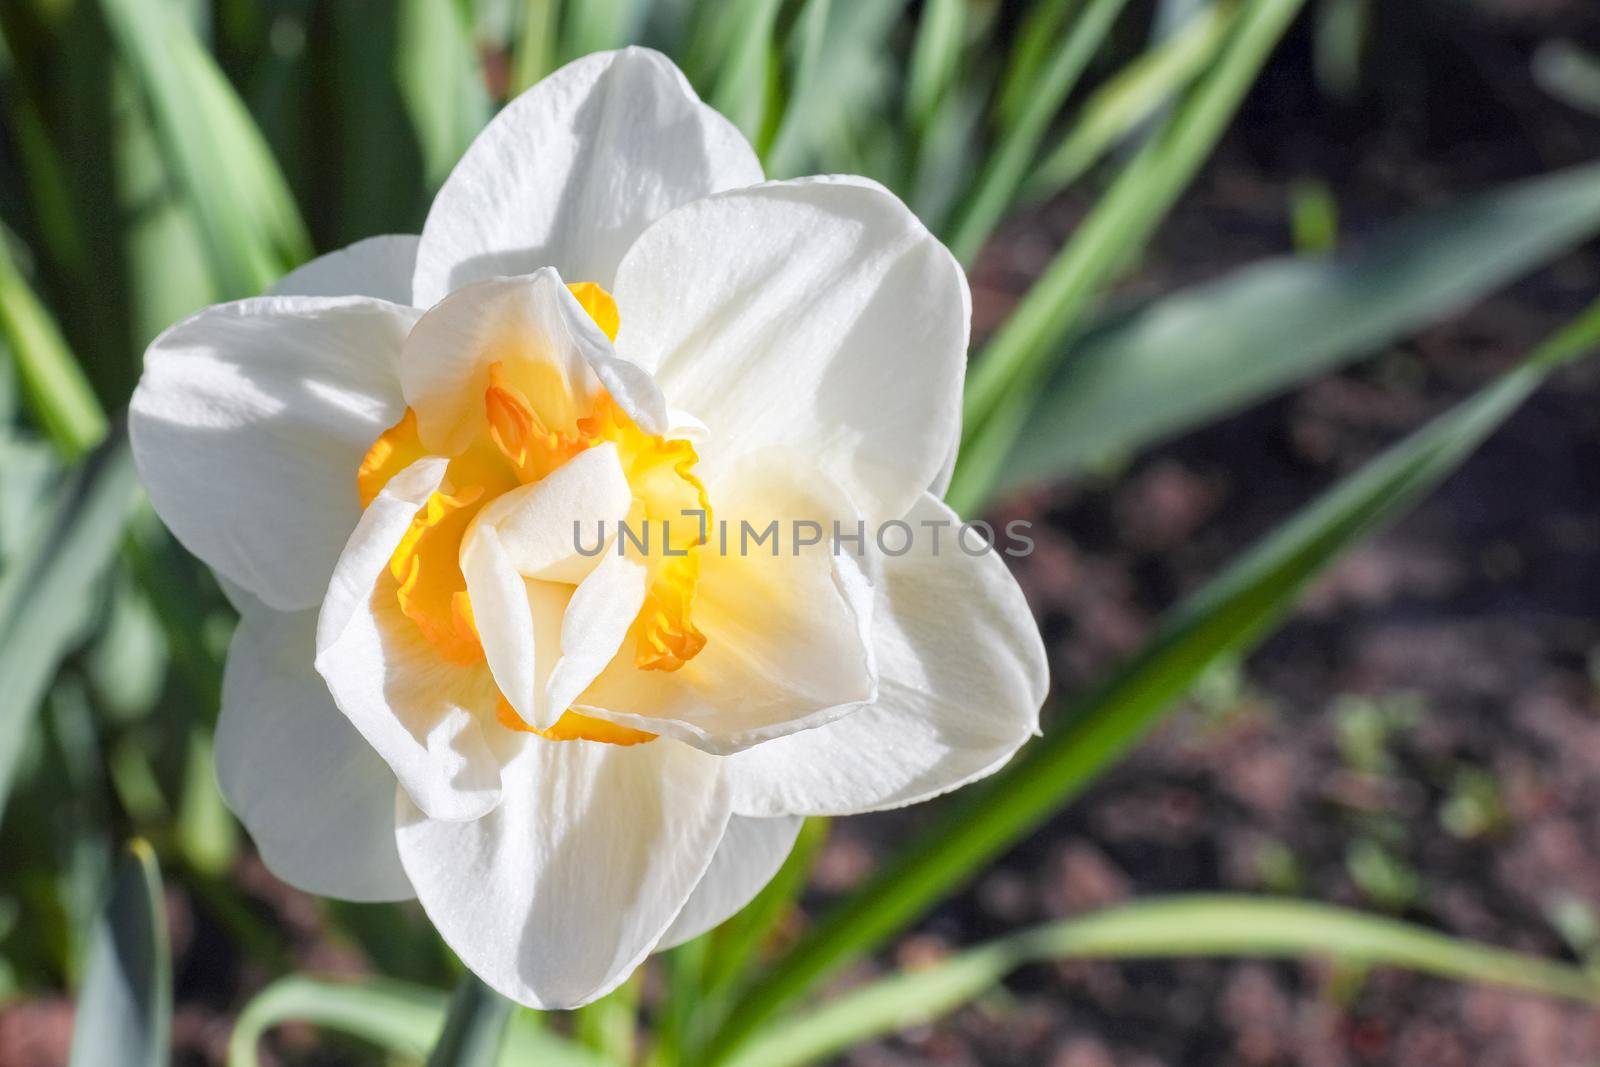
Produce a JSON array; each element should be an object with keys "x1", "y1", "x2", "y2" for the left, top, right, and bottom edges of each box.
[
  {"x1": 705, "y1": 295, "x2": 1600, "y2": 1064},
  {"x1": 1313, "y1": 0, "x2": 1368, "y2": 101},
  {"x1": 573, "y1": 972, "x2": 638, "y2": 1066},
  {"x1": 946, "y1": 0, "x2": 1133, "y2": 264},
  {"x1": 994, "y1": 159, "x2": 1600, "y2": 496},
  {"x1": 709, "y1": 0, "x2": 783, "y2": 144},
  {"x1": 0, "y1": 243, "x2": 107, "y2": 458},
  {"x1": 726, "y1": 895, "x2": 1600, "y2": 1067},
  {"x1": 559, "y1": 0, "x2": 642, "y2": 64},
  {"x1": 397, "y1": 0, "x2": 492, "y2": 189},
  {"x1": 1024, "y1": 1, "x2": 1235, "y2": 202},
  {"x1": 427, "y1": 972, "x2": 514, "y2": 1067},
  {"x1": 0, "y1": 430, "x2": 138, "y2": 824},
  {"x1": 905, "y1": 0, "x2": 965, "y2": 132},
  {"x1": 953, "y1": 0, "x2": 1308, "y2": 505},
  {"x1": 509, "y1": 0, "x2": 562, "y2": 95},
  {"x1": 670, "y1": 819, "x2": 832, "y2": 1064},
  {"x1": 68, "y1": 841, "x2": 170, "y2": 1067},
  {"x1": 231, "y1": 975, "x2": 443, "y2": 1065},
  {"x1": 113, "y1": 65, "x2": 224, "y2": 347},
  {"x1": 704, "y1": 817, "x2": 832, "y2": 997},
  {"x1": 100, "y1": 0, "x2": 310, "y2": 297},
  {"x1": 175, "y1": 728, "x2": 237, "y2": 876},
  {"x1": 1534, "y1": 39, "x2": 1600, "y2": 118},
  {"x1": 761, "y1": 0, "x2": 905, "y2": 179},
  {"x1": 993, "y1": 0, "x2": 1075, "y2": 130},
  {"x1": 230, "y1": 975, "x2": 610, "y2": 1067}
]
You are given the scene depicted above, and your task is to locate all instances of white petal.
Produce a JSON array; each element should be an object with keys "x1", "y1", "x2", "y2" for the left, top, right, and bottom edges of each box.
[
  {"x1": 611, "y1": 177, "x2": 968, "y2": 525},
  {"x1": 130, "y1": 296, "x2": 418, "y2": 611},
  {"x1": 470, "y1": 523, "x2": 646, "y2": 732},
  {"x1": 476, "y1": 442, "x2": 633, "y2": 583},
  {"x1": 658, "y1": 815, "x2": 802, "y2": 950},
  {"x1": 728, "y1": 493, "x2": 1047, "y2": 817},
  {"x1": 545, "y1": 549, "x2": 648, "y2": 715},
  {"x1": 274, "y1": 235, "x2": 421, "y2": 305},
  {"x1": 576, "y1": 454, "x2": 877, "y2": 754},
  {"x1": 395, "y1": 738, "x2": 729, "y2": 1009},
  {"x1": 401, "y1": 269, "x2": 665, "y2": 456},
  {"x1": 930, "y1": 427, "x2": 960, "y2": 499},
  {"x1": 217, "y1": 605, "x2": 412, "y2": 902},
  {"x1": 412, "y1": 47, "x2": 761, "y2": 305},
  {"x1": 460, "y1": 521, "x2": 541, "y2": 727},
  {"x1": 316, "y1": 458, "x2": 519, "y2": 821}
]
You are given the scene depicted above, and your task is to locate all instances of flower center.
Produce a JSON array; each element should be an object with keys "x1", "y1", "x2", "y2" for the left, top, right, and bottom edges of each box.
[{"x1": 356, "y1": 283, "x2": 709, "y2": 744}]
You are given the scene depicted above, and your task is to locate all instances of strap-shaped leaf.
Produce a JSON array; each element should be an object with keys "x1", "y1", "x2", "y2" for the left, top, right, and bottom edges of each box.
[
  {"x1": 0, "y1": 245, "x2": 106, "y2": 458},
  {"x1": 996, "y1": 158, "x2": 1600, "y2": 496},
  {"x1": 0, "y1": 429, "x2": 138, "y2": 823},
  {"x1": 69, "y1": 841, "x2": 169, "y2": 1067},
  {"x1": 726, "y1": 895, "x2": 1600, "y2": 1067},
  {"x1": 952, "y1": 0, "x2": 1308, "y2": 508},
  {"x1": 99, "y1": 0, "x2": 310, "y2": 297},
  {"x1": 230, "y1": 975, "x2": 609, "y2": 1067},
  {"x1": 427, "y1": 972, "x2": 514, "y2": 1067}
]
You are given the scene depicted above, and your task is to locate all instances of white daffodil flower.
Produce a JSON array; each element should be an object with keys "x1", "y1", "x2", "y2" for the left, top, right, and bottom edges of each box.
[{"x1": 130, "y1": 47, "x2": 1047, "y2": 1009}]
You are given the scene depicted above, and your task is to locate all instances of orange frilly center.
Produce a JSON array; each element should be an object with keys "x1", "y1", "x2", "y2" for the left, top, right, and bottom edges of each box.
[{"x1": 356, "y1": 282, "x2": 706, "y2": 745}]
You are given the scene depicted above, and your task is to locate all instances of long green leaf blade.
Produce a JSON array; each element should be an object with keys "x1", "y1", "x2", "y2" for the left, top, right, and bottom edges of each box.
[
  {"x1": 398, "y1": 0, "x2": 492, "y2": 190},
  {"x1": 100, "y1": 0, "x2": 310, "y2": 297},
  {"x1": 955, "y1": 0, "x2": 1307, "y2": 498},
  {"x1": 510, "y1": 0, "x2": 562, "y2": 95},
  {"x1": 706, "y1": 295, "x2": 1600, "y2": 1063},
  {"x1": 0, "y1": 430, "x2": 138, "y2": 822},
  {"x1": 427, "y1": 972, "x2": 513, "y2": 1067},
  {"x1": 761, "y1": 0, "x2": 905, "y2": 179},
  {"x1": 709, "y1": 0, "x2": 783, "y2": 144},
  {"x1": 230, "y1": 976, "x2": 608, "y2": 1067},
  {"x1": 0, "y1": 245, "x2": 107, "y2": 457},
  {"x1": 68, "y1": 841, "x2": 170, "y2": 1067},
  {"x1": 905, "y1": 0, "x2": 965, "y2": 132},
  {"x1": 727, "y1": 895, "x2": 1600, "y2": 1067},
  {"x1": 997, "y1": 159, "x2": 1600, "y2": 494},
  {"x1": 1025, "y1": 1, "x2": 1235, "y2": 201},
  {"x1": 946, "y1": 0, "x2": 1132, "y2": 264}
]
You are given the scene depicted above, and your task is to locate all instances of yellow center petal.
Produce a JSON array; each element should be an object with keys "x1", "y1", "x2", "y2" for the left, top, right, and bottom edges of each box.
[{"x1": 356, "y1": 283, "x2": 708, "y2": 744}]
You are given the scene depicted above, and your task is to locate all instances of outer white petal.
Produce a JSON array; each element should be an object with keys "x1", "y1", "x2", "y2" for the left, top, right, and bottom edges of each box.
[
  {"x1": 401, "y1": 269, "x2": 665, "y2": 455},
  {"x1": 316, "y1": 458, "x2": 518, "y2": 821},
  {"x1": 611, "y1": 177, "x2": 968, "y2": 525},
  {"x1": 395, "y1": 738, "x2": 729, "y2": 1009},
  {"x1": 657, "y1": 815, "x2": 803, "y2": 950},
  {"x1": 575, "y1": 454, "x2": 876, "y2": 754},
  {"x1": 476, "y1": 442, "x2": 633, "y2": 583},
  {"x1": 728, "y1": 493, "x2": 1047, "y2": 817},
  {"x1": 274, "y1": 235, "x2": 421, "y2": 305},
  {"x1": 218, "y1": 605, "x2": 412, "y2": 902},
  {"x1": 130, "y1": 296, "x2": 418, "y2": 612},
  {"x1": 413, "y1": 47, "x2": 762, "y2": 305}
]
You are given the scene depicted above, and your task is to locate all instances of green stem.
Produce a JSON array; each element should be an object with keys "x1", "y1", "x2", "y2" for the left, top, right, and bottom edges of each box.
[{"x1": 426, "y1": 972, "x2": 513, "y2": 1067}]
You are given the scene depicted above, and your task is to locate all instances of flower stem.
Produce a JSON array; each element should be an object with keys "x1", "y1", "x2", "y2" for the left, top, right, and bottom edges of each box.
[{"x1": 425, "y1": 972, "x2": 513, "y2": 1067}]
